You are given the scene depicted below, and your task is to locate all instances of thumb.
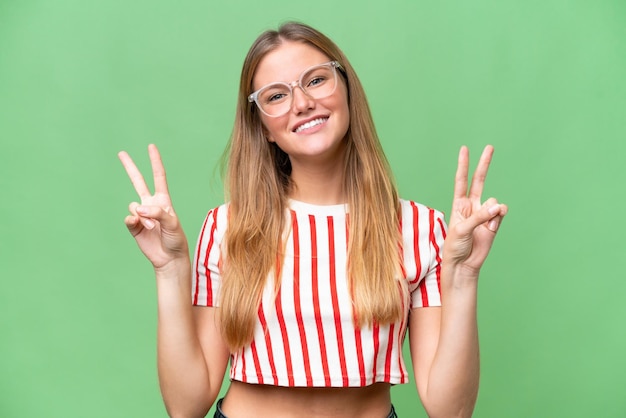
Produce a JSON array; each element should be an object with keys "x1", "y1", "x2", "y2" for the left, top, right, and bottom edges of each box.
[
  {"x1": 136, "y1": 205, "x2": 179, "y2": 231},
  {"x1": 462, "y1": 202, "x2": 505, "y2": 234}
]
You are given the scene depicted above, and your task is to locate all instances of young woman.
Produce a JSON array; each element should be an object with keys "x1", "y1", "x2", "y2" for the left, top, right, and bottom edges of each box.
[{"x1": 119, "y1": 22, "x2": 507, "y2": 418}]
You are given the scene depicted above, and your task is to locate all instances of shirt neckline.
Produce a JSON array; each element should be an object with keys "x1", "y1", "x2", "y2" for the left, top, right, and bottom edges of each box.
[{"x1": 287, "y1": 199, "x2": 349, "y2": 216}]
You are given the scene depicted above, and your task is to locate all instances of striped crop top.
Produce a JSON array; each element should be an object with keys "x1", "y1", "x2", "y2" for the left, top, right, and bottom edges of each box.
[{"x1": 192, "y1": 199, "x2": 446, "y2": 387}]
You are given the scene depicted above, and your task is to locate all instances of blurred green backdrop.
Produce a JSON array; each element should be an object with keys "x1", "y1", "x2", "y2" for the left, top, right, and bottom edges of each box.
[{"x1": 1, "y1": 0, "x2": 625, "y2": 417}]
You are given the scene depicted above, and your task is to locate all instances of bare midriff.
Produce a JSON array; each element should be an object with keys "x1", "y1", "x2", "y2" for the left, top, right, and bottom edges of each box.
[{"x1": 220, "y1": 381, "x2": 393, "y2": 418}]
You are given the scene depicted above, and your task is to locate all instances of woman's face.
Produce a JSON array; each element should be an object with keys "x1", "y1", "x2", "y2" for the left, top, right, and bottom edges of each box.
[{"x1": 252, "y1": 41, "x2": 350, "y2": 167}]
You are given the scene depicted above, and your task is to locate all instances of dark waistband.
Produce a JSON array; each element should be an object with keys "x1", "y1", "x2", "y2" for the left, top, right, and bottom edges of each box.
[{"x1": 214, "y1": 398, "x2": 398, "y2": 418}]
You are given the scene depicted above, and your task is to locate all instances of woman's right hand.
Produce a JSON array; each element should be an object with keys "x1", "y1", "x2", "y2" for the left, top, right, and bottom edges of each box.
[{"x1": 118, "y1": 144, "x2": 189, "y2": 270}]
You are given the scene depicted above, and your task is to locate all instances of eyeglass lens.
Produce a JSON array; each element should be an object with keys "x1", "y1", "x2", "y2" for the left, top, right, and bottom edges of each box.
[{"x1": 256, "y1": 64, "x2": 337, "y2": 116}]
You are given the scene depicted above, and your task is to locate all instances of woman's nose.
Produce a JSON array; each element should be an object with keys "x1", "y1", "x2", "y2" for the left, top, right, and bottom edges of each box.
[{"x1": 291, "y1": 85, "x2": 315, "y2": 114}]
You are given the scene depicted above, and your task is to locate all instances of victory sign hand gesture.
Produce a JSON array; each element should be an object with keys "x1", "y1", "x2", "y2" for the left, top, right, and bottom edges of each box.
[
  {"x1": 118, "y1": 144, "x2": 189, "y2": 270},
  {"x1": 443, "y1": 145, "x2": 508, "y2": 275}
]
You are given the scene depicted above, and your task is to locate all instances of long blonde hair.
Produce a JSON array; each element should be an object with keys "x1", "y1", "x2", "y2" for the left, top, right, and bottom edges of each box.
[{"x1": 220, "y1": 22, "x2": 405, "y2": 350}]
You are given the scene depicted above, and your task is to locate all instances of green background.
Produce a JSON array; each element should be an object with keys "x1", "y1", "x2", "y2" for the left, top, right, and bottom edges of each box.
[{"x1": 1, "y1": 0, "x2": 625, "y2": 417}]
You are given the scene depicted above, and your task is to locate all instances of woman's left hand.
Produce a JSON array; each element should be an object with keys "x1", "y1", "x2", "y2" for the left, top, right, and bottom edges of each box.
[{"x1": 443, "y1": 145, "x2": 508, "y2": 275}]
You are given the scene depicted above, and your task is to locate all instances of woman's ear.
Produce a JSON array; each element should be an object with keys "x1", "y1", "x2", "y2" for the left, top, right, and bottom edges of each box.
[{"x1": 261, "y1": 126, "x2": 274, "y2": 143}]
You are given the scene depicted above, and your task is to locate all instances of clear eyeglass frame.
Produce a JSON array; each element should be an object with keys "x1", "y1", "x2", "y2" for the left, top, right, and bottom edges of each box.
[{"x1": 248, "y1": 61, "x2": 343, "y2": 118}]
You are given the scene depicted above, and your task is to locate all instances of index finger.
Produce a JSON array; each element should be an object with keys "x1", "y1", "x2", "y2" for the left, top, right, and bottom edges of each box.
[
  {"x1": 468, "y1": 145, "x2": 494, "y2": 201},
  {"x1": 148, "y1": 144, "x2": 170, "y2": 195},
  {"x1": 118, "y1": 150, "x2": 152, "y2": 199}
]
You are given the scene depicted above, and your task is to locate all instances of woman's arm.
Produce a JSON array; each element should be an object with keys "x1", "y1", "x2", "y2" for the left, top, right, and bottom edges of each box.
[
  {"x1": 154, "y1": 262, "x2": 229, "y2": 418},
  {"x1": 119, "y1": 145, "x2": 229, "y2": 418},
  {"x1": 409, "y1": 280, "x2": 479, "y2": 418},
  {"x1": 410, "y1": 146, "x2": 508, "y2": 418}
]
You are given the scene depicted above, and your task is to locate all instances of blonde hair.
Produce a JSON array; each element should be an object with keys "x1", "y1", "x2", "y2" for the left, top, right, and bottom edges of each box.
[{"x1": 220, "y1": 22, "x2": 405, "y2": 350}]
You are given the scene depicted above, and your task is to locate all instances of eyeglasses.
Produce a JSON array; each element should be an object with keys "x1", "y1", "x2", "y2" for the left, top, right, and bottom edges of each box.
[{"x1": 248, "y1": 61, "x2": 343, "y2": 118}]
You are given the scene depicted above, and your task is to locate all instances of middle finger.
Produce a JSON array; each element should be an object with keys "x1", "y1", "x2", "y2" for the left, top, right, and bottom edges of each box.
[{"x1": 468, "y1": 145, "x2": 494, "y2": 202}]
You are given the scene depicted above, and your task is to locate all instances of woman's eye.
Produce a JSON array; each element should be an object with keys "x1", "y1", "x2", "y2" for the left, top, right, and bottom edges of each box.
[
  {"x1": 307, "y1": 76, "x2": 326, "y2": 87},
  {"x1": 265, "y1": 92, "x2": 288, "y2": 103},
  {"x1": 268, "y1": 93, "x2": 285, "y2": 102}
]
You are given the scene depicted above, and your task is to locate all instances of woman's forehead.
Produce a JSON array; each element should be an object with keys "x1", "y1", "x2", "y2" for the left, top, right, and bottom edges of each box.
[{"x1": 252, "y1": 41, "x2": 331, "y2": 89}]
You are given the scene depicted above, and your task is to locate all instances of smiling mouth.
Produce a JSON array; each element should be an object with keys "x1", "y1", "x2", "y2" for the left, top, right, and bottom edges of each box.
[{"x1": 293, "y1": 117, "x2": 329, "y2": 133}]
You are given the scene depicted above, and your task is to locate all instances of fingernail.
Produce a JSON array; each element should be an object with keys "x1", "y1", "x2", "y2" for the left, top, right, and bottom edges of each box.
[
  {"x1": 137, "y1": 206, "x2": 147, "y2": 215},
  {"x1": 488, "y1": 204, "x2": 501, "y2": 216},
  {"x1": 143, "y1": 219, "x2": 155, "y2": 229},
  {"x1": 488, "y1": 219, "x2": 499, "y2": 231}
]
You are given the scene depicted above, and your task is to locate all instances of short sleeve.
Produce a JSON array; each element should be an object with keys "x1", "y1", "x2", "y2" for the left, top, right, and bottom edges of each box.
[
  {"x1": 399, "y1": 200, "x2": 447, "y2": 309},
  {"x1": 191, "y1": 204, "x2": 228, "y2": 307}
]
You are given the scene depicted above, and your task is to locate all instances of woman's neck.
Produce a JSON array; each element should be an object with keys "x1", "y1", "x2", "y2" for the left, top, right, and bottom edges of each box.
[{"x1": 288, "y1": 160, "x2": 346, "y2": 205}]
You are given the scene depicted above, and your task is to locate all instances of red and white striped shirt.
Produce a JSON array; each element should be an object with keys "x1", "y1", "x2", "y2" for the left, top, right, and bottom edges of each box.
[{"x1": 192, "y1": 199, "x2": 446, "y2": 387}]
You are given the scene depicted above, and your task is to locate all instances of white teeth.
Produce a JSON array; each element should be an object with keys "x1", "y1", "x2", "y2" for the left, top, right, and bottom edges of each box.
[{"x1": 294, "y1": 117, "x2": 327, "y2": 133}]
